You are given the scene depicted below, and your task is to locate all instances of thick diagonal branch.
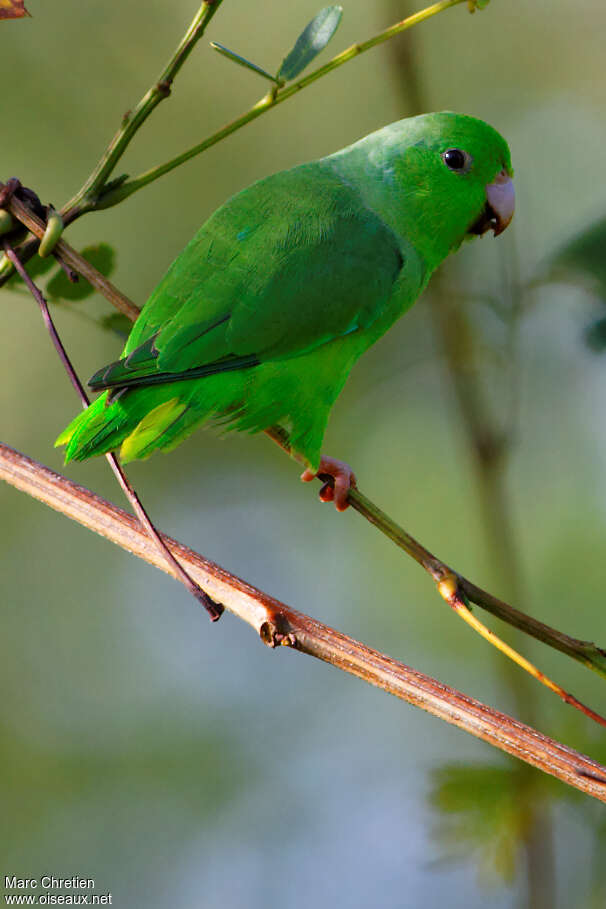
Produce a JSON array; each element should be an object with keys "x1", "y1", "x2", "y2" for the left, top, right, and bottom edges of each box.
[{"x1": 1, "y1": 441, "x2": 606, "y2": 802}]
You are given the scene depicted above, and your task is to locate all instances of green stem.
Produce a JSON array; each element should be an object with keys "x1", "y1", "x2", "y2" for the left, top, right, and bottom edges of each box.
[
  {"x1": 96, "y1": 0, "x2": 468, "y2": 208},
  {"x1": 65, "y1": 0, "x2": 225, "y2": 212},
  {"x1": 347, "y1": 487, "x2": 606, "y2": 678},
  {"x1": 263, "y1": 427, "x2": 606, "y2": 681},
  {"x1": 0, "y1": 0, "x2": 469, "y2": 278}
]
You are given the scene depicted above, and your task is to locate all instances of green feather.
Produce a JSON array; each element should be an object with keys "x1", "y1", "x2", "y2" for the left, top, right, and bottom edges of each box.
[{"x1": 120, "y1": 398, "x2": 188, "y2": 462}]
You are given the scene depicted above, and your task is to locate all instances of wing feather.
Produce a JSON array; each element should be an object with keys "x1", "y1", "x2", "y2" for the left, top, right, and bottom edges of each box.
[{"x1": 92, "y1": 164, "x2": 404, "y2": 393}]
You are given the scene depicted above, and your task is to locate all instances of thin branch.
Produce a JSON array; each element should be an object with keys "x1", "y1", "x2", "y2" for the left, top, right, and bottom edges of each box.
[
  {"x1": 346, "y1": 487, "x2": 606, "y2": 678},
  {"x1": 438, "y1": 576, "x2": 606, "y2": 728},
  {"x1": 382, "y1": 17, "x2": 557, "y2": 892},
  {"x1": 269, "y1": 433, "x2": 606, "y2": 724},
  {"x1": 2, "y1": 236, "x2": 221, "y2": 620},
  {"x1": 91, "y1": 0, "x2": 470, "y2": 209},
  {"x1": 1, "y1": 441, "x2": 606, "y2": 801},
  {"x1": 0, "y1": 0, "x2": 472, "y2": 288},
  {"x1": 265, "y1": 427, "x2": 606, "y2": 680},
  {"x1": 0, "y1": 0, "x2": 475, "y2": 283},
  {"x1": 0, "y1": 186, "x2": 140, "y2": 320},
  {"x1": 69, "y1": 0, "x2": 225, "y2": 210}
]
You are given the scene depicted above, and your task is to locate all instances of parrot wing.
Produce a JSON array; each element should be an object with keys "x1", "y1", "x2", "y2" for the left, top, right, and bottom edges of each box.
[{"x1": 90, "y1": 165, "x2": 404, "y2": 392}]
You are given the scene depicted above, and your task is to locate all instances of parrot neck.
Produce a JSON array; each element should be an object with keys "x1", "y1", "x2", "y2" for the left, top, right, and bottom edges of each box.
[{"x1": 325, "y1": 137, "x2": 458, "y2": 275}]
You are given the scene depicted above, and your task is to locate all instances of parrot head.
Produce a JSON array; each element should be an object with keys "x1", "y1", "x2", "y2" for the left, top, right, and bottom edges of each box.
[
  {"x1": 334, "y1": 112, "x2": 514, "y2": 267},
  {"x1": 392, "y1": 111, "x2": 514, "y2": 258}
]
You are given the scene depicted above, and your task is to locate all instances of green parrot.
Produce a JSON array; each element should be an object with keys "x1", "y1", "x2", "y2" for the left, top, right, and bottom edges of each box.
[{"x1": 57, "y1": 112, "x2": 514, "y2": 509}]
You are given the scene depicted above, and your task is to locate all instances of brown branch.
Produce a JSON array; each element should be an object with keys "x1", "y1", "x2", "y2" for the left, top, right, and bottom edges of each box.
[
  {"x1": 2, "y1": 441, "x2": 606, "y2": 802},
  {"x1": 0, "y1": 185, "x2": 140, "y2": 320}
]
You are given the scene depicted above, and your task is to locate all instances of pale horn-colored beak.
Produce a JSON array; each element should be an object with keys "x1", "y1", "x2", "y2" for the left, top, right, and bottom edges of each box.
[{"x1": 486, "y1": 169, "x2": 515, "y2": 236}]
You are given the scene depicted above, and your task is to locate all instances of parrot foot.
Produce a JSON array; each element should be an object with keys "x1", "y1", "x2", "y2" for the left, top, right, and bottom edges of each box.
[{"x1": 300, "y1": 456, "x2": 357, "y2": 512}]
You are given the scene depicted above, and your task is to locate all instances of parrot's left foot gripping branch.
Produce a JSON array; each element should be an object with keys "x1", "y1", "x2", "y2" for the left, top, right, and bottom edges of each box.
[{"x1": 301, "y1": 456, "x2": 357, "y2": 512}]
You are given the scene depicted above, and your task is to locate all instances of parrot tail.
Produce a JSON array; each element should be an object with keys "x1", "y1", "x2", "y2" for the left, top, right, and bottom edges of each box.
[
  {"x1": 55, "y1": 388, "x2": 202, "y2": 463},
  {"x1": 56, "y1": 392, "x2": 135, "y2": 462}
]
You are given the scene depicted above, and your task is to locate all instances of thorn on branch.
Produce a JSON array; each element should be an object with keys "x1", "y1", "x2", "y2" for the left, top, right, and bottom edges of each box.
[{"x1": 52, "y1": 255, "x2": 79, "y2": 284}]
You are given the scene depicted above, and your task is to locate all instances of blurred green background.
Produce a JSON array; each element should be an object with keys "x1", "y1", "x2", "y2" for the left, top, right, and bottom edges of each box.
[{"x1": 2, "y1": 1, "x2": 606, "y2": 906}]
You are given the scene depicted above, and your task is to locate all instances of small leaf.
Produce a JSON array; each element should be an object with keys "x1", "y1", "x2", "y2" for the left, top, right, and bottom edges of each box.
[
  {"x1": 47, "y1": 243, "x2": 116, "y2": 302},
  {"x1": 99, "y1": 312, "x2": 133, "y2": 339},
  {"x1": 277, "y1": 6, "x2": 343, "y2": 82},
  {"x1": 211, "y1": 42, "x2": 280, "y2": 84},
  {"x1": 467, "y1": 0, "x2": 490, "y2": 11},
  {"x1": 0, "y1": 0, "x2": 30, "y2": 19},
  {"x1": 550, "y1": 217, "x2": 606, "y2": 297},
  {"x1": 27, "y1": 255, "x2": 57, "y2": 279}
]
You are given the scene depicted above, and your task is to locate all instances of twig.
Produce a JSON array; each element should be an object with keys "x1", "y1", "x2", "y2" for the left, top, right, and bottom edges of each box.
[
  {"x1": 346, "y1": 487, "x2": 606, "y2": 678},
  {"x1": 264, "y1": 427, "x2": 606, "y2": 681},
  {"x1": 437, "y1": 575, "x2": 606, "y2": 728},
  {"x1": 2, "y1": 238, "x2": 221, "y2": 620},
  {"x1": 0, "y1": 187, "x2": 140, "y2": 319},
  {"x1": 0, "y1": 0, "x2": 473, "y2": 284},
  {"x1": 87, "y1": 0, "x2": 470, "y2": 209},
  {"x1": 427, "y1": 253, "x2": 558, "y2": 903},
  {"x1": 267, "y1": 435, "x2": 606, "y2": 725},
  {"x1": 1, "y1": 441, "x2": 605, "y2": 801},
  {"x1": 69, "y1": 0, "x2": 226, "y2": 210}
]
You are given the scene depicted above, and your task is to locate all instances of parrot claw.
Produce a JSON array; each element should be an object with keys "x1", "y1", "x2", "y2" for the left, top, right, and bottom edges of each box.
[{"x1": 300, "y1": 455, "x2": 357, "y2": 512}]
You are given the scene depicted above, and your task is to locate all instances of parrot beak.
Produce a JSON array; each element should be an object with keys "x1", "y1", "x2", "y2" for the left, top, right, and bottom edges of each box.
[{"x1": 469, "y1": 169, "x2": 515, "y2": 237}]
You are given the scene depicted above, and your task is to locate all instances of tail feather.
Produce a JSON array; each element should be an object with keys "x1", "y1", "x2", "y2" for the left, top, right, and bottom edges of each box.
[
  {"x1": 56, "y1": 356, "x2": 295, "y2": 465},
  {"x1": 56, "y1": 384, "x2": 213, "y2": 464},
  {"x1": 119, "y1": 398, "x2": 187, "y2": 462},
  {"x1": 56, "y1": 392, "x2": 132, "y2": 462}
]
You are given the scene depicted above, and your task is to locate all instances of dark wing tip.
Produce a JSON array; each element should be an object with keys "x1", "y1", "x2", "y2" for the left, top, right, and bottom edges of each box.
[{"x1": 88, "y1": 362, "x2": 116, "y2": 390}]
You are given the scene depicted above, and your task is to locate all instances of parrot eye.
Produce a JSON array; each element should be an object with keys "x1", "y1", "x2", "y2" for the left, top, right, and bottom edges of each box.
[{"x1": 442, "y1": 148, "x2": 472, "y2": 173}]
